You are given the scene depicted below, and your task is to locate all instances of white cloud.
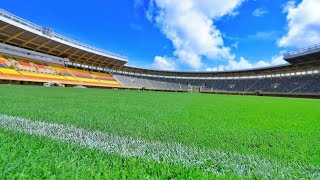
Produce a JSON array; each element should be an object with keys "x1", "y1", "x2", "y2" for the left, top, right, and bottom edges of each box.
[
  {"x1": 229, "y1": 11, "x2": 240, "y2": 17},
  {"x1": 151, "y1": 56, "x2": 176, "y2": 70},
  {"x1": 252, "y1": 8, "x2": 268, "y2": 17},
  {"x1": 229, "y1": 57, "x2": 256, "y2": 70},
  {"x1": 206, "y1": 66, "x2": 225, "y2": 72},
  {"x1": 147, "y1": 0, "x2": 244, "y2": 70},
  {"x1": 270, "y1": 54, "x2": 287, "y2": 66},
  {"x1": 231, "y1": 42, "x2": 239, "y2": 49},
  {"x1": 146, "y1": 0, "x2": 155, "y2": 21},
  {"x1": 249, "y1": 31, "x2": 281, "y2": 40},
  {"x1": 282, "y1": 0, "x2": 296, "y2": 13},
  {"x1": 206, "y1": 55, "x2": 287, "y2": 72},
  {"x1": 278, "y1": 0, "x2": 320, "y2": 48}
]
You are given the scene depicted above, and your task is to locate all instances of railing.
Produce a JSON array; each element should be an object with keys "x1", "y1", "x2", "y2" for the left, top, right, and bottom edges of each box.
[
  {"x1": 50, "y1": 32, "x2": 127, "y2": 60},
  {"x1": 0, "y1": 9, "x2": 127, "y2": 61},
  {"x1": 0, "y1": 9, "x2": 42, "y2": 32},
  {"x1": 284, "y1": 43, "x2": 320, "y2": 57}
]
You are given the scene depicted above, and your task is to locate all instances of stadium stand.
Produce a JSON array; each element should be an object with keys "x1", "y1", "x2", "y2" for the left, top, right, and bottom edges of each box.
[
  {"x1": 66, "y1": 67, "x2": 120, "y2": 87},
  {"x1": 0, "y1": 55, "x2": 121, "y2": 87},
  {"x1": 112, "y1": 73, "x2": 320, "y2": 94}
]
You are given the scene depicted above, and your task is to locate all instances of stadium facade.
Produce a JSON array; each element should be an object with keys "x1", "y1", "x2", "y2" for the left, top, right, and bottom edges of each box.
[{"x1": 0, "y1": 9, "x2": 319, "y2": 97}]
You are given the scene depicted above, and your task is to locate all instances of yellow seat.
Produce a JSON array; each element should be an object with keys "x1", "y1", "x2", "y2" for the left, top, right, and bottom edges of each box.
[
  {"x1": 91, "y1": 71, "x2": 112, "y2": 76},
  {"x1": 77, "y1": 77, "x2": 100, "y2": 83},
  {"x1": 0, "y1": 68, "x2": 20, "y2": 75},
  {"x1": 64, "y1": 76, "x2": 78, "y2": 81},
  {"x1": 19, "y1": 71, "x2": 65, "y2": 80},
  {"x1": 99, "y1": 80, "x2": 121, "y2": 85}
]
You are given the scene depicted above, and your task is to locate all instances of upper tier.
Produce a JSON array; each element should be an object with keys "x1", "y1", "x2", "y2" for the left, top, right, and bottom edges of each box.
[{"x1": 0, "y1": 9, "x2": 127, "y2": 69}]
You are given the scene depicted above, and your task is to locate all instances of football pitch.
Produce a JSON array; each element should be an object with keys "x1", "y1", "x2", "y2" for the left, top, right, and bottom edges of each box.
[{"x1": 0, "y1": 85, "x2": 319, "y2": 179}]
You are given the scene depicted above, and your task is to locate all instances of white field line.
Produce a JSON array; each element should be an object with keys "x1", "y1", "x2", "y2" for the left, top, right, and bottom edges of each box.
[{"x1": 0, "y1": 114, "x2": 319, "y2": 178}]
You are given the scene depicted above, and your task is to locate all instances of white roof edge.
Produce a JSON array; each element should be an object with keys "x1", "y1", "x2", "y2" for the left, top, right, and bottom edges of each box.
[{"x1": 284, "y1": 43, "x2": 320, "y2": 59}]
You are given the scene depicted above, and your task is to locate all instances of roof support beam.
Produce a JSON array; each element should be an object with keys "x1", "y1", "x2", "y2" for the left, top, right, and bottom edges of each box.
[
  {"x1": 88, "y1": 54, "x2": 97, "y2": 60},
  {"x1": 102, "y1": 57, "x2": 114, "y2": 68},
  {"x1": 47, "y1": 44, "x2": 63, "y2": 53},
  {"x1": 21, "y1": 36, "x2": 40, "y2": 46},
  {"x1": 0, "y1": 32, "x2": 9, "y2": 37},
  {"x1": 36, "y1": 40, "x2": 52, "y2": 50},
  {"x1": 5, "y1": 36, "x2": 66, "y2": 56},
  {"x1": 82, "y1": 54, "x2": 96, "y2": 65},
  {"x1": 58, "y1": 46, "x2": 73, "y2": 56},
  {"x1": 72, "y1": 52, "x2": 92, "y2": 66},
  {"x1": 68, "y1": 49, "x2": 81, "y2": 58},
  {"x1": 78, "y1": 52, "x2": 89, "y2": 59},
  {"x1": 91, "y1": 55, "x2": 104, "y2": 64},
  {"x1": 0, "y1": 24, "x2": 10, "y2": 31},
  {"x1": 4, "y1": 31, "x2": 25, "y2": 42}
]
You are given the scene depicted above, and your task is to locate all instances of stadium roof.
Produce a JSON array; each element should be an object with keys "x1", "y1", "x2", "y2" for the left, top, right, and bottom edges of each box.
[
  {"x1": 284, "y1": 43, "x2": 320, "y2": 65},
  {"x1": 0, "y1": 9, "x2": 127, "y2": 68},
  {"x1": 111, "y1": 63, "x2": 310, "y2": 77}
]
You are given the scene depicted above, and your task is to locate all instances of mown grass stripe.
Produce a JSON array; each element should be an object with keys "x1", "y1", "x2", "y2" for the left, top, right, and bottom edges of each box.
[{"x1": 0, "y1": 114, "x2": 319, "y2": 178}]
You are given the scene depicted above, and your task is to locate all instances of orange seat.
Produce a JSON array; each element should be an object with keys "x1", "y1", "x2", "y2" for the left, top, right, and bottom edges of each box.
[
  {"x1": 19, "y1": 61, "x2": 32, "y2": 67},
  {"x1": 35, "y1": 64, "x2": 46, "y2": 69}
]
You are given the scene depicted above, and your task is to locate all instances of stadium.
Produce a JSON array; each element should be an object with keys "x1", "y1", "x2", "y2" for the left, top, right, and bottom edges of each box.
[
  {"x1": 0, "y1": 6, "x2": 319, "y2": 179},
  {"x1": 0, "y1": 9, "x2": 320, "y2": 97}
]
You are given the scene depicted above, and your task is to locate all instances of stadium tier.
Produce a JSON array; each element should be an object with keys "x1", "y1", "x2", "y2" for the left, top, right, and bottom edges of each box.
[
  {"x1": 112, "y1": 73, "x2": 320, "y2": 94},
  {"x1": 0, "y1": 9, "x2": 319, "y2": 97},
  {"x1": 0, "y1": 54, "x2": 121, "y2": 87}
]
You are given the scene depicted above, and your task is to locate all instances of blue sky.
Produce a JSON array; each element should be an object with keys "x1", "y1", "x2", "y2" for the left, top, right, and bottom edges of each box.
[{"x1": 1, "y1": 0, "x2": 319, "y2": 71}]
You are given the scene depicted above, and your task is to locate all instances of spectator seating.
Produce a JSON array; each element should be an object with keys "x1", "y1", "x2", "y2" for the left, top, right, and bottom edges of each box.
[
  {"x1": 0, "y1": 55, "x2": 122, "y2": 87},
  {"x1": 1, "y1": 54, "x2": 318, "y2": 93},
  {"x1": 91, "y1": 71, "x2": 121, "y2": 86},
  {"x1": 114, "y1": 73, "x2": 320, "y2": 94}
]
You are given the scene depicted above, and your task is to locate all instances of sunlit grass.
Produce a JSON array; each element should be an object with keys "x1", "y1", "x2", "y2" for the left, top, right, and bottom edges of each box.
[{"x1": 0, "y1": 128, "x2": 217, "y2": 179}]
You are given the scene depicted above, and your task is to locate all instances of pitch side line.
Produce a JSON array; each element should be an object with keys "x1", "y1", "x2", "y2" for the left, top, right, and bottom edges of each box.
[{"x1": 0, "y1": 114, "x2": 319, "y2": 178}]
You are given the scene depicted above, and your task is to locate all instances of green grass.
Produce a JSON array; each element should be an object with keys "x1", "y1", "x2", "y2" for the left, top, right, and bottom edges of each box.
[
  {"x1": 0, "y1": 129, "x2": 216, "y2": 179},
  {"x1": 0, "y1": 85, "x2": 319, "y2": 178}
]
